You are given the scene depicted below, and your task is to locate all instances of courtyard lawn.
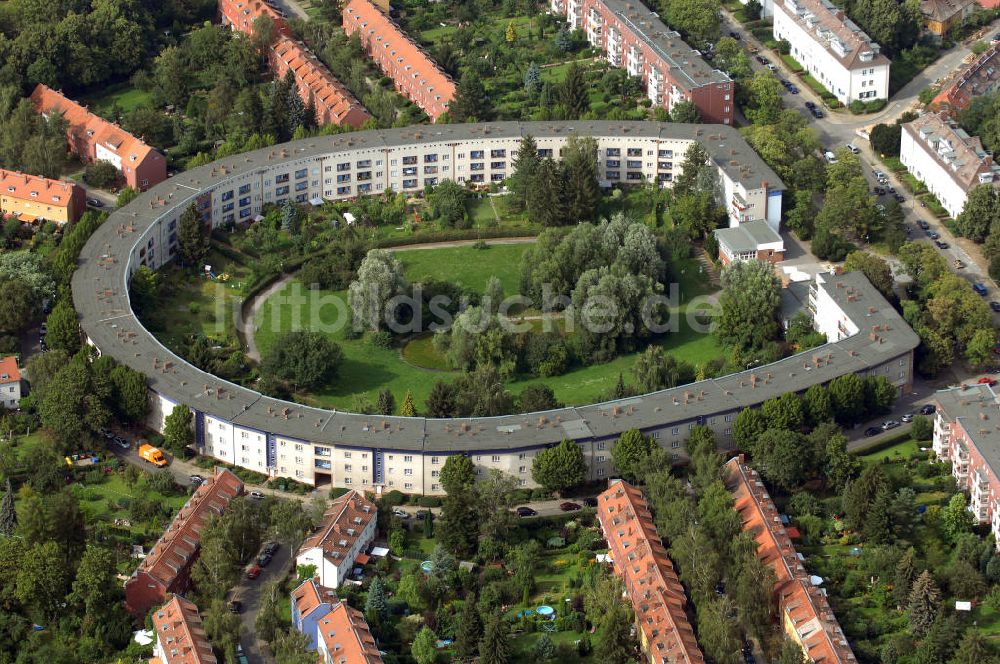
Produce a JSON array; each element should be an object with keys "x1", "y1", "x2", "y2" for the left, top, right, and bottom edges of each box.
[
  {"x1": 253, "y1": 249, "x2": 723, "y2": 410},
  {"x1": 858, "y1": 438, "x2": 921, "y2": 463},
  {"x1": 398, "y1": 242, "x2": 530, "y2": 293},
  {"x1": 70, "y1": 471, "x2": 190, "y2": 530}
]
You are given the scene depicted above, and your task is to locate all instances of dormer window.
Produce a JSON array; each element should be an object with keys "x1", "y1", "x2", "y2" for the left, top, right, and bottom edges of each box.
[
  {"x1": 53, "y1": 195, "x2": 60, "y2": 202},
  {"x1": 29, "y1": 191, "x2": 37, "y2": 197}
]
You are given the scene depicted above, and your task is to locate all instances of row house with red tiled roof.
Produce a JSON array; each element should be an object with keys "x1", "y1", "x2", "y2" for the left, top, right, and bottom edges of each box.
[
  {"x1": 597, "y1": 479, "x2": 705, "y2": 664},
  {"x1": 725, "y1": 456, "x2": 857, "y2": 664},
  {"x1": 296, "y1": 490, "x2": 377, "y2": 588},
  {"x1": 30, "y1": 85, "x2": 167, "y2": 192},
  {"x1": 0, "y1": 168, "x2": 85, "y2": 224},
  {"x1": 552, "y1": 0, "x2": 735, "y2": 125},
  {"x1": 291, "y1": 578, "x2": 384, "y2": 663},
  {"x1": 932, "y1": 43, "x2": 1000, "y2": 113},
  {"x1": 151, "y1": 595, "x2": 217, "y2": 664},
  {"x1": 342, "y1": 0, "x2": 456, "y2": 122},
  {"x1": 270, "y1": 37, "x2": 372, "y2": 129},
  {"x1": 125, "y1": 468, "x2": 243, "y2": 617},
  {"x1": 218, "y1": 0, "x2": 291, "y2": 38},
  {"x1": 219, "y1": 0, "x2": 370, "y2": 129}
]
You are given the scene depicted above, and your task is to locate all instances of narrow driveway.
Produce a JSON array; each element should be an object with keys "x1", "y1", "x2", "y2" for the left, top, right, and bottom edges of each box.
[
  {"x1": 272, "y1": 0, "x2": 310, "y2": 21},
  {"x1": 233, "y1": 543, "x2": 293, "y2": 664}
]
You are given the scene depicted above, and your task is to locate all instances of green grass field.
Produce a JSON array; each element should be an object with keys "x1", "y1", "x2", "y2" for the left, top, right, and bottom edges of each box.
[
  {"x1": 83, "y1": 83, "x2": 154, "y2": 116},
  {"x1": 858, "y1": 438, "x2": 921, "y2": 463},
  {"x1": 141, "y1": 249, "x2": 253, "y2": 351},
  {"x1": 254, "y1": 245, "x2": 722, "y2": 411},
  {"x1": 398, "y1": 242, "x2": 528, "y2": 293}
]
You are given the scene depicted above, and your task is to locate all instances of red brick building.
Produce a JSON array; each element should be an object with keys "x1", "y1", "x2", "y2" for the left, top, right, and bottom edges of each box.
[
  {"x1": 125, "y1": 468, "x2": 243, "y2": 617},
  {"x1": 725, "y1": 456, "x2": 858, "y2": 663},
  {"x1": 30, "y1": 85, "x2": 167, "y2": 192},
  {"x1": 219, "y1": 0, "x2": 370, "y2": 128},
  {"x1": 931, "y1": 43, "x2": 1000, "y2": 113},
  {"x1": 596, "y1": 480, "x2": 706, "y2": 664},
  {"x1": 931, "y1": 384, "x2": 1000, "y2": 547},
  {"x1": 552, "y1": 0, "x2": 734, "y2": 125},
  {"x1": 151, "y1": 595, "x2": 217, "y2": 664},
  {"x1": 270, "y1": 37, "x2": 372, "y2": 129},
  {"x1": 342, "y1": 0, "x2": 456, "y2": 122},
  {"x1": 218, "y1": 0, "x2": 291, "y2": 38}
]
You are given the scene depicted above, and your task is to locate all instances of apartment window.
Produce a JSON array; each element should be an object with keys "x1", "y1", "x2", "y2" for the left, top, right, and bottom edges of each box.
[
  {"x1": 431, "y1": 456, "x2": 439, "y2": 464},
  {"x1": 519, "y1": 466, "x2": 526, "y2": 473},
  {"x1": 295, "y1": 168, "x2": 307, "y2": 179},
  {"x1": 627, "y1": 148, "x2": 641, "y2": 157},
  {"x1": 275, "y1": 174, "x2": 289, "y2": 184},
  {"x1": 607, "y1": 171, "x2": 620, "y2": 180},
  {"x1": 344, "y1": 452, "x2": 352, "y2": 458},
  {"x1": 403, "y1": 455, "x2": 413, "y2": 463},
  {"x1": 597, "y1": 468, "x2": 606, "y2": 477},
  {"x1": 470, "y1": 163, "x2": 484, "y2": 171},
  {"x1": 294, "y1": 181, "x2": 308, "y2": 192},
  {"x1": 239, "y1": 183, "x2": 251, "y2": 194},
  {"x1": 658, "y1": 149, "x2": 673, "y2": 158},
  {"x1": 597, "y1": 455, "x2": 606, "y2": 462},
  {"x1": 345, "y1": 478, "x2": 352, "y2": 484},
  {"x1": 404, "y1": 469, "x2": 413, "y2": 476},
  {"x1": 337, "y1": 186, "x2": 351, "y2": 195},
  {"x1": 490, "y1": 149, "x2": 506, "y2": 158},
  {"x1": 606, "y1": 160, "x2": 620, "y2": 168},
  {"x1": 607, "y1": 148, "x2": 620, "y2": 156},
  {"x1": 490, "y1": 161, "x2": 506, "y2": 170},
  {"x1": 222, "y1": 202, "x2": 234, "y2": 213},
  {"x1": 431, "y1": 470, "x2": 439, "y2": 477},
  {"x1": 432, "y1": 483, "x2": 440, "y2": 491},
  {"x1": 470, "y1": 150, "x2": 484, "y2": 159},
  {"x1": 597, "y1": 441, "x2": 605, "y2": 450},
  {"x1": 221, "y1": 190, "x2": 234, "y2": 202},
  {"x1": 403, "y1": 179, "x2": 418, "y2": 189},
  {"x1": 491, "y1": 455, "x2": 500, "y2": 463},
  {"x1": 725, "y1": 428, "x2": 732, "y2": 435},
  {"x1": 276, "y1": 186, "x2": 290, "y2": 196},
  {"x1": 337, "y1": 174, "x2": 351, "y2": 183},
  {"x1": 238, "y1": 196, "x2": 251, "y2": 207},
  {"x1": 402, "y1": 155, "x2": 418, "y2": 165},
  {"x1": 424, "y1": 154, "x2": 438, "y2": 163},
  {"x1": 356, "y1": 160, "x2": 371, "y2": 168},
  {"x1": 671, "y1": 427, "x2": 679, "y2": 435},
  {"x1": 404, "y1": 483, "x2": 413, "y2": 490},
  {"x1": 358, "y1": 183, "x2": 371, "y2": 193},
  {"x1": 337, "y1": 162, "x2": 351, "y2": 172}
]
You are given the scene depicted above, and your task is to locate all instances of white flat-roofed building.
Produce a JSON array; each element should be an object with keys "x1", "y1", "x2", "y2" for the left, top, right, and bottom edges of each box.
[{"x1": 773, "y1": 0, "x2": 890, "y2": 105}]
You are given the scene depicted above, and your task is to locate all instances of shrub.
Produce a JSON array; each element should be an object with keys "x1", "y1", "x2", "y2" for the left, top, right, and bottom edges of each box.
[
  {"x1": 382, "y1": 490, "x2": 405, "y2": 506},
  {"x1": 865, "y1": 99, "x2": 887, "y2": 113},
  {"x1": 849, "y1": 100, "x2": 865, "y2": 114},
  {"x1": 366, "y1": 330, "x2": 393, "y2": 349},
  {"x1": 989, "y1": 255, "x2": 1000, "y2": 282},
  {"x1": 83, "y1": 160, "x2": 120, "y2": 189},
  {"x1": 777, "y1": 39, "x2": 791, "y2": 54},
  {"x1": 329, "y1": 487, "x2": 350, "y2": 499},
  {"x1": 416, "y1": 496, "x2": 442, "y2": 507}
]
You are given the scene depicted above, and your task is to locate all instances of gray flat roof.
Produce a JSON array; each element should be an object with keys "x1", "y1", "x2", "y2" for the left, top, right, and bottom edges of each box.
[
  {"x1": 714, "y1": 220, "x2": 782, "y2": 253},
  {"x1": 599, "y1": 0, "x2": 732, "y2": 89},
  {"x1": 74, "y1": 123, "x2": 903, "y2": 454},
  {"x1": 932, "y1": 384, "x2": 1000, "y2": 474}
]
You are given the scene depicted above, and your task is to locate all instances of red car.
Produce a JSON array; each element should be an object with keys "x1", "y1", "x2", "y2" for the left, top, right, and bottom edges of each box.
[
  {"x1": 978, "y1": 377, "x2": 997, "y2": 386},
  {"x1": 559, "y1": 502, "x2": 582, "y2": 512},
  {"x1": 246, "y1": 565, "x2": 261, "y2": 580}
]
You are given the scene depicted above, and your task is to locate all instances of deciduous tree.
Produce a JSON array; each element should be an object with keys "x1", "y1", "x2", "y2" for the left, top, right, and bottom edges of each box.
[
  {"x1": 611, "y1": 428, "x2": 654, "y2": 483},
  {"x1": 532, "y1": 439, "x2": 586, "y2": 493}
]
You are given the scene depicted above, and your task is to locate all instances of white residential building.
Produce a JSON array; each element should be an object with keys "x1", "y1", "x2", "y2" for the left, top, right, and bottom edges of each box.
[
  {"x1": 900, "y1": 112, "x2": 1000, "y2": 219},
  {"x1": 773, "y1": 0, "x2": 890, "y2": 105},
  {"x1": 295, "y1": 490, "x2": 377, "y2": 588},
  {"x1": 0, "y1": 357, "x2": 21, "y2": 409}
]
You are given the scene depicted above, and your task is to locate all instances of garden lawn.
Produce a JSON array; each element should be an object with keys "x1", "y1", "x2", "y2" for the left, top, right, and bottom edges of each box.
[
  {"x1": 858, "y1": 438, "x2": 921, "y2": 463},
  {"x1": 83, "y1": 83, "x2": 154, "y2": 115},
  {"x1": 140, "y1": 249, "x2": 253, "y2": 351},
  {"x1": 70, "y1": 472, "x2": 190, "y2": 531},
  {"x1": 398, "y1": 242, "x2": 529, "y2": 293}
]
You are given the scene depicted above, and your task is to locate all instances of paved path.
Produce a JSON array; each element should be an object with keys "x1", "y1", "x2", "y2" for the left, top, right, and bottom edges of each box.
[
  {"x1": 233, "y1": 544, "x2": 293, "y2": 664},
  {"x1": 272, "y1": 0, "x2": 309, "y2": 21}
]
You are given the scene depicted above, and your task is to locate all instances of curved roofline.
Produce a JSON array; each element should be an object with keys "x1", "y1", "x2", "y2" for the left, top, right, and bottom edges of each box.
[{"x1": 73, "y1": 121, "x2": 914, "y2": 456}]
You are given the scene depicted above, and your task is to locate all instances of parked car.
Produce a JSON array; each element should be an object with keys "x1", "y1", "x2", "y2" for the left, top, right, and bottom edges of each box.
[
  {"x1": 847, "y1": 143, "x2": 860, "y2": 154},
  {"x1": 228, "y1": 600, "x2": 242, "y2": 614},
  {"x1": 248, "y1": 490, "x2": 264, "y2": 500},
  {"x1": 935, "y1": 240, "x2": 949, "y2": 249},
  {"x1": 886, "y1": 186, "x2": 896, "y2": 193},
  {"x1": 864, "y1": 427, "x2": 882, "y2": 437},
  {"x1": 881, "y1": 420, "x2": 901, "y2": 430},
  {"x1": 974, "y1": 283, "x2": 989, "y2": 296},
  {"x1": 804, "y1": 100, "x2": 816, "y2": 109},
  {"x1": 824, "y1": 151, "x2": 838, "y2": 163},
  {"x1": 264, "y1": 541, "x2": 279, "y2": 555},
  {"x1": 920, "y1": 404, "x2": 936, "y2": 415},
  {"x1": 257, "y1": 552, "x2": 272, "y2": 567},
  {"x1": 730, "y1": 31, "x2": 741, "y2": 39},
  {"x1": 978, "y1": 376, "x2": 997, "y2": 386},
  {"x1": 392, "y1": 508, "x2": 410, "y2": 519},
  {"x1": 954, "y1": 259, "x2": 966, "y2": 269},
  {"x1": 560, "y1": 502, "x2": 582, "y2": 512},
  {"x1": 926, "y1": 230, "x2": 940, "y2": 239},
  {"x1": 788, "y1": 84, "x2": 799, "y2": 93},
  {"x1": 894, "y1": 193, "x2": 905, "y2": 203},
  {"x1": 114, "y1": 437, "x2": 129, "y2": 451},
  {"x1": 872, "y1": 169, "x2": 886, "y2": 179},
  {"x1": 245, "y1": 565, "x2": 261, "y2": 580},
  {"x1": 516, "y1": 506, "x2": 537, "y2": 517},
  {"x1": 873, "y1": 186, "x2": 885, "y2": 195},
  {"x1": 990, "y1": 301, "x2": 1000, "y2": 312},
  {"x1": 415, "y1": 510, "x2": 431, "y2": 520},
  {"x1": 584, "y1": 496, "x2": 598, "y2": 507},
  {"x1": 917, "y1": 220, "x2": 930, "y2": 230},
  {"x1": 189, "y1": 474, "x2": 205, "y2": 486},
  {"x1": 86, "y1": 198, "x2": 103, "y2": 208},
  {"x1": 811, "y1": 108, "x2": 824, "y2": 118},
  {"x1": 901, "y1": 413, "x2": 913, "y2": 423}
]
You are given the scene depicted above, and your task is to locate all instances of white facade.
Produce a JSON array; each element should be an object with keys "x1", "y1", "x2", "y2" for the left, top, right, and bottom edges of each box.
[
  {"x1": 0, "y1": 379, "x2": 21, "y2": 409},
  {"x1": 295, "y1": 515, "x2": 377, "y2": 588},
  {"x1": 808, "y1": 273, "x2": 861, "y2": 342},
  {"x1": 900, "y1": 128, "x2": 971, "y2": 218},
  {"x1": 773, "y1": 0, "x2": 889, "y2": 105},
  {"x1": 740, "y1": 0, "x2": 774, "y2": 17}
]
